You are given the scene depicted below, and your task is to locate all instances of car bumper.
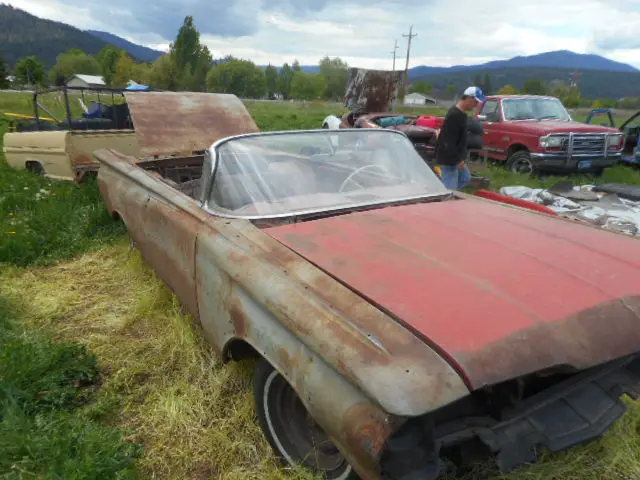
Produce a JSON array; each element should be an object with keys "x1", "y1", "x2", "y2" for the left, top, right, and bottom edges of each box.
[
  {"x1": 380, "y1": 354, "x2": 640, "y2": 480},
  {"x1": 530, "y1": 152, "x2": 621, "y2": 172}
]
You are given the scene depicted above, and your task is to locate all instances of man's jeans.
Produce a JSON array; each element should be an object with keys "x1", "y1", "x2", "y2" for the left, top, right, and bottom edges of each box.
[{"x1": 439, "y1": 164, "x2": 471, "y2": 190}]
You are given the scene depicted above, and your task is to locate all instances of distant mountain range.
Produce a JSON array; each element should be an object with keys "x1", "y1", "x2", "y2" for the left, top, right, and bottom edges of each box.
[
  {"x1": 263, "y1": 50, "x2": 638, "y2": 77},
  {"x1": 0, "y1": 4, "x2": 165, "y2": 67},
  {"x1": 86, "y1": 30, "x2": 164, "y2": 63},
  {"x1": 1, "y1": 4, "x2": 639, "y2": 98}
]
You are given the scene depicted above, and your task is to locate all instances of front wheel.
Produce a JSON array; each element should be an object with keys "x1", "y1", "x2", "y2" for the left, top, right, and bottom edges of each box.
[
  {"x1": 253, "y1": 358, "x2": 357, "y2": 480},
  {"x1": 506, "y1": 150, "x2": 535, "y2": 175}
]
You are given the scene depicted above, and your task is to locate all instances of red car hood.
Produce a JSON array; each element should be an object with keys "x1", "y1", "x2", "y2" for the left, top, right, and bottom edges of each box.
[
  {"x1": 515, "y1": 120, "x2": 620, "y2": 135},
  {"x1": 264, "y1": 199, "x2": 640, "y2": 389}
]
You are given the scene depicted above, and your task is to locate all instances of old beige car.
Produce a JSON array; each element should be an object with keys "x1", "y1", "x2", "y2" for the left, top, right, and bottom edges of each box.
[{"x1": 2, "y1": 88, "x2": 241, "y2": 182}]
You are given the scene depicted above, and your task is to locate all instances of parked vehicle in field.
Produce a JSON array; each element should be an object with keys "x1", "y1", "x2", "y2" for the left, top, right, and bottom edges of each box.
[
  {"x1": 323, "y1": 111, "x2": 440, "y2": 161},
  {"x1": 585, "y1": 107, "x2": 640, "y2": 167},
  {"x1": 93, "y1": 94, "x2": 640, "y2": 480},
  {"x1": 2, "y1": 88, "x2": 244, "y2": 182},
  {"x1": 476, "y1": 95, "x2": 625, "y2": 175},
  {"x1": 2, "y1": 86, "x2": 141, "y2": 181}
]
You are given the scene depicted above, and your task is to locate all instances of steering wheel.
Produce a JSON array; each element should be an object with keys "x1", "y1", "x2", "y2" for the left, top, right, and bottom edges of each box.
[{"x1": 338, "y1": 164, "x2": 390, "y2": 193}]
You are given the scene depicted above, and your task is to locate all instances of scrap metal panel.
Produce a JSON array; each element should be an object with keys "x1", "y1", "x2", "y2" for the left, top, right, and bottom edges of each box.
[
  {"x1": 124, "y1": 91, "x2": 260, "y2": 157},
  {"x1": 344, "y1": 68, "x2": 403, "y2": 113}
]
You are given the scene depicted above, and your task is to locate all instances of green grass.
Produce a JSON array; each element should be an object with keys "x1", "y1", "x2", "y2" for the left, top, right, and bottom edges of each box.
[
  {"x1": 0, "y1": 294, "x2": 142, "y2": 479},
  {"x1": 1, "y1": 90, "x2": 640, "y2": 479}
]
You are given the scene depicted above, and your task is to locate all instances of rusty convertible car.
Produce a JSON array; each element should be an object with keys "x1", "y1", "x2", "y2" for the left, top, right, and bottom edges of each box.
[{"x1": 94, "y1": 94, "x2": 640, "y2": 480}]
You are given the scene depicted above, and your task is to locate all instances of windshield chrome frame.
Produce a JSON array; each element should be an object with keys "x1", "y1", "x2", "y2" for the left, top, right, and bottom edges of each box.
[{"x1": 200, "y1": 128, "x2": 452, "y2": 220}]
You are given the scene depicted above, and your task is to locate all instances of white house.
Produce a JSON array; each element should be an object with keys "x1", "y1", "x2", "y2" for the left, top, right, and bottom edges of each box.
[
  {"x1": 66, "y1": 74, "x2": 106, "y2": 88},
  {"x1": 403, "y1": 92, "x2": 437, "y2": 106}
]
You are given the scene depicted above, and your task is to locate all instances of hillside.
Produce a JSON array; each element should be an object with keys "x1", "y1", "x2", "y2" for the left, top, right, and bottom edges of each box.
[
  {"x1": 408, "y1": 50, "x2": 638, "y2": 79},
  {"x1": 415, "y1": 66, "x2": 640, "y2": 99},
  {"x1": 86, "y1": 30, "x2": 164, "y2": 63},
  {"x1": 0, "y1": 5, "x2": 163, "y2": 68},
  {"x1": 0, "y1": 4, "x2": 110, "y2": 68}
]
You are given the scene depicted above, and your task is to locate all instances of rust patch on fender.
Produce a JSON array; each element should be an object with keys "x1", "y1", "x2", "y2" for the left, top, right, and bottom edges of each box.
[
  {"x1": 342, "y1": 402, "x2": 403, "y2": 467},
  {"x1": 229, "y1": 302, "x2": 248, "y2": 337}
]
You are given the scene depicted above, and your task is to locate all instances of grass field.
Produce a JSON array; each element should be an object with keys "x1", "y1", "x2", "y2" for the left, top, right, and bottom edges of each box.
[{"x1": 2, "y1": 90, "x2": 640, "y2": 479}]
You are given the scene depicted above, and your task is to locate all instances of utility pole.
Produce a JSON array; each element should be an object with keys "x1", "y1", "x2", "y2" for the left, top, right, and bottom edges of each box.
[
  {"x1": 402, "y1": 24, "x2": 417, "y2": 97},
  {"x1": 390, "y1": 40, "x2": 399, "y2": 73}
]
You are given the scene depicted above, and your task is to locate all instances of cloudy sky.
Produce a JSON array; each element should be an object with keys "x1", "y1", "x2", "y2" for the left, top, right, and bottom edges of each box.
[{"x1": 7, "y1": 0, "x2": 640, "y2": 69}]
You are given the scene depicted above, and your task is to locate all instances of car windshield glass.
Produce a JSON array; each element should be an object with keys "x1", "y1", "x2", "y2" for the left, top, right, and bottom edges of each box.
[
  {"x1": 207, "y1": 130, "x2": 449, "y2": 218},
  {"x1": 502, "y1": 98, "x2": 571, "y2": 121}
]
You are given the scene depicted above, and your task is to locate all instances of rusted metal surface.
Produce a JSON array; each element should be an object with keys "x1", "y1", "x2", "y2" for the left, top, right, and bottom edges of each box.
[
  {"x1": 344, "y1": 68, "x2": 402, "y2": 113},
  {"x1": 124, "y1": 91, "x2": 259, "y2": 158},
  {"x1": 93, "y1": 147, "x2": 472, "y2": 479},
  {"x1": 264, "y1": 198, "x2": 640, "y2": 389},
  {"x1": 93, "y1": 143, "x2": 640, "y2": 479}
]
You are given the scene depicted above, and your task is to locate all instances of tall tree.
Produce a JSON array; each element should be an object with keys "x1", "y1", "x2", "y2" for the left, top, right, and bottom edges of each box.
[
  {"x1": 278, "y1": 63, "x2": 294, "y2": 99},
  {"x1": 318, "y1": 56, "x2": 349, "y2": 100},
  {"x1": 410, "y1": 80, "x2": 433, "y2": 95},
  {"x1": 131, "y1": 62, "x2": 152, "y2": 85},
  {"x1": 290, "y1": 71, "x2": 327, "y2": 100},
  {"x1": 97, "y1": 45, "x2": 123, "y2": 86},
  {"x1": 170, "y1": 15, "x2": 212, "y2": 90},
  {"x1": 292, "y1": 59, "x2": 301, "y2": 72},
  {"x1": 14, "y1": 56, "x2": 45, "y2": 86},
  {"x1": 149, "y1": 54, "x2": 180, "y2": 90},
  {"x1": 49, "y1": 49, "x2": 101, "y2": 86},
  {"x1": 473, "y1": 74, "x2": 483, "y2": 89},
  {"x1": 206, "y1": 57, "x2": 266, "y2": 98},
  {"x1": 497, "y1": 84, "x2": 518, "y2": 94},
  {"x1": 265, "y1": 64, "x2": 278, "y2": 99},
  {"x1": 0, "y1": 54, "x2": 9, "y2": 89},
  {"x1": 113, "y1": 51, "x2": 134, "y2": 88},
  {"x1": 482, "y1": 73, "x2": 492, "y2": 95},
  {"x1": 522, "y1": 78, "x2": 547, "y2": 95}
]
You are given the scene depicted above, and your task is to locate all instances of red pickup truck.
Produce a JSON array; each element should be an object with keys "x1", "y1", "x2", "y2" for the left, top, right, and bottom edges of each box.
[{"x1": 476, "y1": 95, "x2": 625, "y2": 175}]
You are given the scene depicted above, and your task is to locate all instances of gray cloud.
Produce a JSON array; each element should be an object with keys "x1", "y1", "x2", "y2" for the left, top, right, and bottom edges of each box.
[
  {"x1": 595, "y1": 33, "x2": 640, "y2": 51},
  {"x1": 61, "y1": 0, "x2": 430, "y2": 40},
  {"x1": 68, "y1": 0, "x2": 260, "y2": 38}
]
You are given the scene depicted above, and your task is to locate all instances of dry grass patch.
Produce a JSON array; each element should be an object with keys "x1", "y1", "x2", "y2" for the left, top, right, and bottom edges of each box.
[{"x1": 0, "y1": 238, "x2": 308, "y2": 480}]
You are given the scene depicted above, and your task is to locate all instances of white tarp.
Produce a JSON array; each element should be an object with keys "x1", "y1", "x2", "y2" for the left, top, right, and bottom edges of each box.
[{"x1": 499, "y1": 184, "x2": 640, "y2": 237}]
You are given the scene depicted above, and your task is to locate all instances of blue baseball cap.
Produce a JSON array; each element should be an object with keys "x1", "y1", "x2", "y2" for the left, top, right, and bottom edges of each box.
[{"x1": 463, "y1": 86, "x2": 486, "y2": 103}]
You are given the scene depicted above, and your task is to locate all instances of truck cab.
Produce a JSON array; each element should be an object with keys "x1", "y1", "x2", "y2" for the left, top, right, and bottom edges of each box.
[{"x1": 475, "y1": 94, "x2": 624, "y2": 175}]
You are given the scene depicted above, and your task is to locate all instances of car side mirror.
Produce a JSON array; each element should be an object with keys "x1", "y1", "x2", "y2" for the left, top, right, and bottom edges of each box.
[{"x1": 477, "y1": 114, "x2": 487, "y2": 121}]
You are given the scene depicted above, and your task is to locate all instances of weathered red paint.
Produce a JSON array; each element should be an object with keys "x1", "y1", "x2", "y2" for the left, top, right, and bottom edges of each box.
[{"x1": 265, "y1": 198, "x2": 640, "y2": 388}]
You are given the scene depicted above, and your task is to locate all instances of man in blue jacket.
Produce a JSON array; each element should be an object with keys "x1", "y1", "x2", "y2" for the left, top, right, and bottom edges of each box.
[{"x1": 434, "y1": 86, "x2": 485, "y2": 190}]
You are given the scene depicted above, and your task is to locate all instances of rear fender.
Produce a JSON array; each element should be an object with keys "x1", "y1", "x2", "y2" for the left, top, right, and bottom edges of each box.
[{"x1": 3, "y1": 130, "x2": 72, "y2": 180}]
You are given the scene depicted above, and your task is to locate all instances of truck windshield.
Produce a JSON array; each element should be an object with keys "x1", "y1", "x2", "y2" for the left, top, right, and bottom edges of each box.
[
  {"x1": 206, "y1": 129, "x2": 449, "y2": 218},
  {"x1": 502, "y1": 98, "x2": 571, "y2": 122}
]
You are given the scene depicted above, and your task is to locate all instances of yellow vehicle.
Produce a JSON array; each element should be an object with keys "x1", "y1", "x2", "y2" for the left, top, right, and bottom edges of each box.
[{"x1": 3, "y1": 86, "x2": 144, "y2": 182}]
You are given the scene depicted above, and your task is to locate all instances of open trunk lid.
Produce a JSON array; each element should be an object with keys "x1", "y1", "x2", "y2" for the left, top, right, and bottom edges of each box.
[{"x1": 124, "y1": 91, "x2": 259, "y2": 158}]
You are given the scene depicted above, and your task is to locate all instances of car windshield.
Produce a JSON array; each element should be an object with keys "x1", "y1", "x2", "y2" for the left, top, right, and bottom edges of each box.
[
  {"x1": 206, "y1": 130, "x2": 449, "y2": 218},
  {"x1": 502, "y1": 98, "x2": 571, "y2": 122}
]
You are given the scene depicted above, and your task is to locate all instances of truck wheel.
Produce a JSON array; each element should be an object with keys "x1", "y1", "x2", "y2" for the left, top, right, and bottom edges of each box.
[
  {"x1": 253, "y1": 357, "x2": 358, "y2": 480},
  {"x1": 506, "y1": 151, "x2": 535, "y2": 175},
  {"x1": 26, "y1": 162, "x2": 44, "y2": 176}
]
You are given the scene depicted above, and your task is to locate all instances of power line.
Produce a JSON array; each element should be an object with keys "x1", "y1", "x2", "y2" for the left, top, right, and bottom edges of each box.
[
  {"x1": 402, "y1": 24, "x2": 417, "y2": 94},
  {"x1": 390, "y1": 40, "x2": 399, "y2": 73}
]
